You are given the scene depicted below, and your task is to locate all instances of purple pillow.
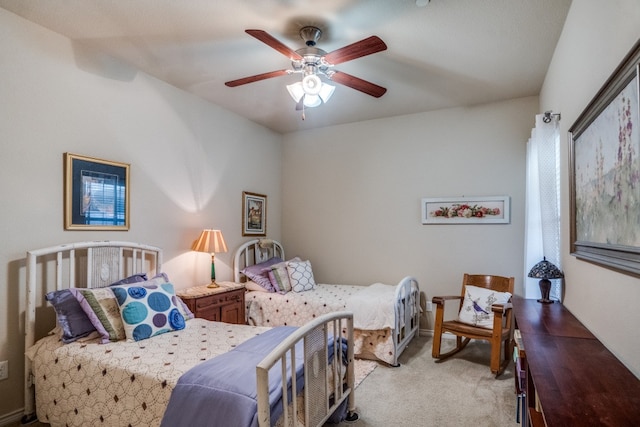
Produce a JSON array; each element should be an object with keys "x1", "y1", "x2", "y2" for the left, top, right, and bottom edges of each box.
[
  {"x1": 46, "y1": 289, "x2": 96, "y2": 343},
  {"x1": 110, "y1": 273, "x2": 148, "y2": 286},
  {"x1": 241, "y1": 257, "x2": 283, "y2": 291}
]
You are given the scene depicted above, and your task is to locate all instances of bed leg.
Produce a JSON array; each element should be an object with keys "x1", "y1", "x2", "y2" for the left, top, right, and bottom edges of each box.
[
  {"x1": 21, "y1": 413, "x2": 38, "y2": 425},
  {"x1": 345, "y1": 411, "x2": 359, "y2": 422}
]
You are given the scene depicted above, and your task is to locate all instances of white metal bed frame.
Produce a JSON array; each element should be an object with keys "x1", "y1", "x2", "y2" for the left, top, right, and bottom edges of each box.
[
  {"x1": 23, "y1": 240, "x2": 357, "y2": 426},
  {"x1": 233, "y1": 238, "x2": 421, "y2": 366},
  {"x1": 23, "y1": 241, "x2": 162, "y2": 423}
]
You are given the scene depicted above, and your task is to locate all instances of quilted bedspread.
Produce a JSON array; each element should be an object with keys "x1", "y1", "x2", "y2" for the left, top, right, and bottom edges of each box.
[
  {"x1": 245, "y1": 284, "x2": 397, "y2": 365},
  {"x1": 26, "y1": 319, "x2": 270, "y2": 427}
]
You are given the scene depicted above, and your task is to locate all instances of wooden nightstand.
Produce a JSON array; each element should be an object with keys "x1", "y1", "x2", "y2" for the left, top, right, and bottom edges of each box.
[{"x1": 177, "y1": 282, "x2": 245, "y2": 324}]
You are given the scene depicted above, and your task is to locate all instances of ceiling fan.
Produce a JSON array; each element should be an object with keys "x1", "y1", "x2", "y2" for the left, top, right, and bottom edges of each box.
[{"x1": 225, "y1": 26, "x2": 387, "y2": 110}]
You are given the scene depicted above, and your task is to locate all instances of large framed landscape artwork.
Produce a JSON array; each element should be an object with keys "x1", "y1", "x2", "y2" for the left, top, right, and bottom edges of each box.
[{"x1": 569, "y1": 39, "x2": 640, "y2": 276}]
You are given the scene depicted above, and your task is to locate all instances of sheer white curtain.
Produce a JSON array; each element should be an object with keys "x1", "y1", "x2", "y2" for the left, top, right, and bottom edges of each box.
[{"x1": 524, "y1": 114, "x2": 562, "y2": 300}]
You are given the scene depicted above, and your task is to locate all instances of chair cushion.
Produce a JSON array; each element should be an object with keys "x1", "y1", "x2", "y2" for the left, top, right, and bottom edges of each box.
[{"x1": 458, "y1": 285, "x2": 511, "y2": 329}]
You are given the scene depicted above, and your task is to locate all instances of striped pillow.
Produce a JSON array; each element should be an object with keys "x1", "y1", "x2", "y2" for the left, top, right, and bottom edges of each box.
[{"x1": 268, "y1": 257, "x2": 301, "y2": 293}]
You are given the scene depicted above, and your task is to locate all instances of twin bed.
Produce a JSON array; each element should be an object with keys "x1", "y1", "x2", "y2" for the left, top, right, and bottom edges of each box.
[
  {"x1": 23, "y1": 241, "x2": 357, "y2": 427},
  {"x1": 233, "y1": 239, "x2": 421, "y2": 366}
]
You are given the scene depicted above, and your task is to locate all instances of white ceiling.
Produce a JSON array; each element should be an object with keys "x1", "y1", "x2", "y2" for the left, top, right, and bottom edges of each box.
[{"x1": 0, "y1": 0, "x2": 572, "y2": 134}]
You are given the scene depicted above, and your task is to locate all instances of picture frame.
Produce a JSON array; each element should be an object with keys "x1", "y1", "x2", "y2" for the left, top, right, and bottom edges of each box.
[
  {"x1": 569, "y1": 39, "x2": 640, "y2": 276},
  {"x1": 242, "y1": 191, "x2": 267, "y2": 236},
  {"x1": 64, "y1": 153, "x2": 130, "y2": 231},
  {"x1": 421, "y1": 196, "x2": 510, "y2": 224}
]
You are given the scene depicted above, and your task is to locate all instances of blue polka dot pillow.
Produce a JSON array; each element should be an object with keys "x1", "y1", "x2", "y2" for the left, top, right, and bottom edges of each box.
[{"x1": 111, "y1": 282, "x2": 186, "y2": 342}]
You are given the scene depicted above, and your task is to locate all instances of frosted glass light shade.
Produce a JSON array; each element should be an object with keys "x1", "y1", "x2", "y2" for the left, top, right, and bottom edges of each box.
[{"x1": 286, "y1": 79, "x2": 335, "y2": 108}]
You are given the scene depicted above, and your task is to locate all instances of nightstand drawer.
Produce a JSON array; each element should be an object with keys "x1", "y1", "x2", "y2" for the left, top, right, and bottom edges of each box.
[
  {"x1": 178, "y1": 284, "x2": 245, "y2": 324},
  {"x1": 195, "y1": 294, "x2": 227, "y2": 309}
]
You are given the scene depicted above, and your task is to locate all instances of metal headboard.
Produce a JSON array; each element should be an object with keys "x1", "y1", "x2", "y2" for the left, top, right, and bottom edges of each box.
[{"x1": 233, "y1": 238, "x2": 285, "y2": 282}]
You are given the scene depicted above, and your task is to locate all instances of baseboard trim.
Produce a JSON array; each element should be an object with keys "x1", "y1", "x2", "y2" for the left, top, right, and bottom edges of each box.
[{"x1": 0, "y1": 408, "x2": 25, "y2": 426}]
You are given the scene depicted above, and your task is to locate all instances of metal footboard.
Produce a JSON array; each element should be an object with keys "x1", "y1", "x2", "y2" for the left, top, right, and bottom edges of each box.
[{"x1": 256, "y1": 311, "x2": 358, "y2": 427}]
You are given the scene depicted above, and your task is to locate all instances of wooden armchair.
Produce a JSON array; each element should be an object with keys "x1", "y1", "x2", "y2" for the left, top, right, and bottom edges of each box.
[{"x1": 431, "y1": 274, "x2": 515, "y2": 377}]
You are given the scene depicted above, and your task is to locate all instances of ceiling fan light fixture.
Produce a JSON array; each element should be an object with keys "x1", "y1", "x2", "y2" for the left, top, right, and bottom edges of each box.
[
  {"x1": 303, "y1": 94, "x2": 322, "y2": 108},
  {"x1": 286, "y1": 82, "x2": 304, "y2": 103},
  {"x1": 318, "y1": 82, "x2": 335, "y2": 103},
  {"x1": 302, "y1": 74, "x2": 322, "y2": 95},
  {"x1": 286, "y1": 79, "x2": 335, "y2": 108}
]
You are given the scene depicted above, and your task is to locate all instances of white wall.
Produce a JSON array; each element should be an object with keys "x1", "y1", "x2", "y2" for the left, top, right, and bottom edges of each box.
[
  {"x1": 540, "y1": 0, "x2": 640, "y2": 376},
  {"x1": 0, "y1": 8, "x2": 282, "y2": 418},
  {"x1": 281, "y1": 96, "x2": 539, "y2": 329}
]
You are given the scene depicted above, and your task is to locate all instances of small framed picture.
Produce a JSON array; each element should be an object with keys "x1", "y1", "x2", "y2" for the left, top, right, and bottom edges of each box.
[
  {"x1": 64, "y1": 153, "x2": 130, "y2": 230},
  {"x1": 242, "y1": 191, "x2": 267, "y2": 236}
]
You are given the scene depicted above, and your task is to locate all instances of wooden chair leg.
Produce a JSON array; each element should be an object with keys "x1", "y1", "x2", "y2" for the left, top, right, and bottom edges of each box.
[
  {"x1": 434, "y1": 336, "x2": 470, "y2": 361},
  {"x1": 432, "y1": 327, "x2": 443, "y2": 358}
]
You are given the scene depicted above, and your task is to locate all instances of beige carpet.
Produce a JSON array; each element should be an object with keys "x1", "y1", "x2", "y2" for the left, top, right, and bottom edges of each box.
[
  {"x1": 333, "y1": 335, "x2": 518, "y2": 426},
  {"x1": 354, "y1": 359, "x2": 378, "y2": 388}
]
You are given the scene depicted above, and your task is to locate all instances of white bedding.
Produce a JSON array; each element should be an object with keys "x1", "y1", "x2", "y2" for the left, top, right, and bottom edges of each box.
[
  {"x1": 26, "y1": 319, "x2": 270, "y2": 427},
  {"x1": 245, "y1": 284, "x2": 401, "y2": 365},
  {"x1": 345, "y1": 283, "x2": 396, "y2": 330}
]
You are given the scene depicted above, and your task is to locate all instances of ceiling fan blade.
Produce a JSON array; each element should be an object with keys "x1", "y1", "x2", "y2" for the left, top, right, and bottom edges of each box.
[
  {"x1": 225, "y1": 70, "x2": 289, "y2": 87},
  {"x1": 323, "y1": 36, "x2": 387, "y2": 65},
  {"x1": 330, "y1": 71, "x2": 387, "y2": 98},
  {"x1": 295, "y1": 95, "x2": 305, "y2": 111},
  {"x1": 245, "y1": 29, "x2": 303, "y2": 61}
]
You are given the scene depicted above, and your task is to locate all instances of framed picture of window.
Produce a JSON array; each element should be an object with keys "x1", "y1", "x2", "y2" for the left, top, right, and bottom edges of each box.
[
  {"x1": 64, "y1": 153, "x2": 130, "y2": 230},
  {"x1": 569, "y1": 39, "x2": 640, "y2": 276},
  {"x1": 242, "y1": 191, "x2": 267, "y2": 236}
]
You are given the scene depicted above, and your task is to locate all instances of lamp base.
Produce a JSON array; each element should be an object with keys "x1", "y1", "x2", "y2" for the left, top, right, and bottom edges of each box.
[
  {"x1": 537, "y1": 278, "x2": 553, "y2": 304},
  {"x1": 207, "y1": 281, "x2": 219, "y2": 289}
]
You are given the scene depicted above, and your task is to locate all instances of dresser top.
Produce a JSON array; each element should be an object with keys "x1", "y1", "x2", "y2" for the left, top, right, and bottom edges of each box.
[
  {"x1": 513, "y1": 296, "x2": 640, "y2": 426},
  {"x1": 176, "y1": 281, "x2": 245, "y2": 299}
]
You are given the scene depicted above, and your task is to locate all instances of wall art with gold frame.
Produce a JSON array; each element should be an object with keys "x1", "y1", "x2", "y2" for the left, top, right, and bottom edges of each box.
[{"x1": 64, "y1": 153, "x2": 130, "y2": 231}]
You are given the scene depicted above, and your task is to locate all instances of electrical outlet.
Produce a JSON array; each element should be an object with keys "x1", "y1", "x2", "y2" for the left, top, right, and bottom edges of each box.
[
  {"x1": 425, "y1": 301, "x2": 433, "y2": 312},
  {"x1": 0, "y1": 360, "x2": 8, "y2": 380}
]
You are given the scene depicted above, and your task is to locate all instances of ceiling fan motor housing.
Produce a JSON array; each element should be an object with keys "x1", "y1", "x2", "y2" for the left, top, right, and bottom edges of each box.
[{"x1": 299, "y1": 26, "x2": 322, "y2": 46}]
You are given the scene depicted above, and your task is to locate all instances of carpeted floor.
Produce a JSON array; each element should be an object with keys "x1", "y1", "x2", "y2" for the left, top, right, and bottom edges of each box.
[{"x1": 333, "y1": 334, "x2": 518, "y2": 426}]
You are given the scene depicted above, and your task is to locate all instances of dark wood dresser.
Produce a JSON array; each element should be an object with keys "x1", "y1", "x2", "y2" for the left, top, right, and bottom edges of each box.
[
  {"x1": 177, "y1": 282, "x2": 245, "y2": 324},
  {"x1": 512, "y1": 296, "x2": 640, "y2": 426}
]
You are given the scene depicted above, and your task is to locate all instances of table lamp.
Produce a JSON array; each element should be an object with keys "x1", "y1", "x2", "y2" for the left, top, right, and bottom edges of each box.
[
  {"x1": 191, "y1": 229, "x2": 228, "y2": 288},
  {"x1": 527, "y1": 257, "x2": 564, "y2": 304}
]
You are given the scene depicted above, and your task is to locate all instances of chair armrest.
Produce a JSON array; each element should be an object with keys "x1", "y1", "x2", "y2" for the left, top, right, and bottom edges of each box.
[
  {"x1": 432, "y1": 295, "x2": 461, "y2": 306},
  {"x1": 491, "y1": 302, "x2": 513, "y2": 315}
]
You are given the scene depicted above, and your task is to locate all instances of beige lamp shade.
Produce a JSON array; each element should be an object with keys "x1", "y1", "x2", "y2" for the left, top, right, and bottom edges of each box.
[
  {"x1": 191, "y1": 229, "x2": 227, "y2": 287},
  {"x1": 191, "y1": 229, "x2": 228, "y2": 254}
]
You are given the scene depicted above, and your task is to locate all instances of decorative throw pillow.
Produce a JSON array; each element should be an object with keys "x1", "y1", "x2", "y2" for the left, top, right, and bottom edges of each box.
[
  {"x1": 458, "y1": 285, "x2": 512, "y2": 329},
  {"x1": 110, "y1": 273, "x2": 148, "y2": 286},
  {"x1": 142, "y1": 273, "x2": 194, "y2": 320},
  {"x1": 111, "y1": 282, "x2": 185, "y2": 342},
  {"x1": 46, "y1": 289, "x2": 96, "y2": 343},
  {"x1": 268, "y1": 257, "x2": 301, "y2": 293},
  {"x1": 241, "y1": 257, "x2": 283, "y2": 292},
  {"x1": 70, "y1": 287, "x2": 126, "y2": 343},
  {"x1": 287, "y1": 260, "x2": 316, "y2": 293}
]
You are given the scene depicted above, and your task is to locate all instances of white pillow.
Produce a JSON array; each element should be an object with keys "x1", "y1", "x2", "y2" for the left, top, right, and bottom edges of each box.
[
  {"x1": 458, "y1": 285, "x2": 512, "y2": 329},
  {"x1": 287, "y1": 260, "x2": 316, "y2": 293}
]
